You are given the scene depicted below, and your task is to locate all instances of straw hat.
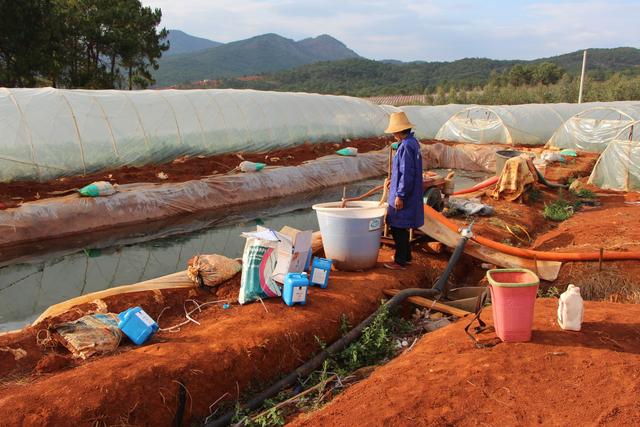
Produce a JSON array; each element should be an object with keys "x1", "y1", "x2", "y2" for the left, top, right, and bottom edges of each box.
[{"x1": 385, "y1": 112, "x2": 415, "y2": 133}]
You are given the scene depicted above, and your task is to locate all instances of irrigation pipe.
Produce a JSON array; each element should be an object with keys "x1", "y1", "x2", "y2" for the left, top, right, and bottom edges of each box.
[
  {"x1": 424, "y1": 205, "x2": 640, "y2": 261},
  {"x1": 449, "y1": 167, "x2": 566, "y2": 196},
  {"x1": 205, "y1": 287, "x2": 440, "y2": 427},
  {"x1": 451, "y1": 176, "x2": 498, "y2": 196},
  {"x1": 535, "y1": 168, "x2": 568, "y2": 189}
]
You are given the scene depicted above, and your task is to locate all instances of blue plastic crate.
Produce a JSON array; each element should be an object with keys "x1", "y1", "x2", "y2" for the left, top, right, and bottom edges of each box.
[
  {"x1": 118, "y1": 307, "x2": 159, "y2": 345},
  {"x1": 310, "y1": 257, "x2": 332, "y2": 288},
  {"x1": 282, "y1": 273, "x2": 309, "y2": 306}
]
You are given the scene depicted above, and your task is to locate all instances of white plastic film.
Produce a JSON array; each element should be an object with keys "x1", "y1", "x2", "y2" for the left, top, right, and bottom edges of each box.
[
  {"x1": 547, "y1": 105, "x2": 640, "y2": 153},
  {"x1": 588, "y1": 121, "x2": 640, "y2": 191},
  {"x1": 398, "y1": 104, "x2": 468, "y2": 139},
  {"x1": 0, "y1": 88, "x2": 389, "y2": 181},
  {"x1": 435, "y1": 101, "x2": 640, "y2": 146}
]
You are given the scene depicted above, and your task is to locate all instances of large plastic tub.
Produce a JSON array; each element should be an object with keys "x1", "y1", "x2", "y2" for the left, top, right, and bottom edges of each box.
[
  {"x1": 495, "y1": 150, "x2": 522, "y2": 176},
  {"x1": 312, "y1": 201, "x2": 387, "y2": 271},
  {"x1": 487, "y1": 268, "x2": 539, "y2": 342}
]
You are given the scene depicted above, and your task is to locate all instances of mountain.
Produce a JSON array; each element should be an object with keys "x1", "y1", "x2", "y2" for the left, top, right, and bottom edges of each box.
[
  {"x1": 164, "y1": 30, "x2": 222, "y2": 56},
  {"x1": 153, "y1": 33, "x2": 359, "y2": 87},
  {"x1": 296, "y1": 34, "x2": 359, "y2": 61},
  {"x1": 209, "y1": 47, "x2": 640, "y2": 96}
]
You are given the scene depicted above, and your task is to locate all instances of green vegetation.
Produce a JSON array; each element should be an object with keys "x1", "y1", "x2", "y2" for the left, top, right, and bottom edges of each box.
[
  {"x1": 538, "y1": 285, "x2": 561, "y2": 298},
  {"x1": 573, "y1": 189, "x2": 597, "y2": 199},
  {"x1": 527, "y1": 187, "x2": 543, "y2": 203},
  {"x1": 233, "y1": 304, "x2": 415, "y2": 426},
  {"x1": 334, "y1": 305, "x2": 397, "y2": 373},
  {"x1": 543, "y1": 199, "x2": 575, "y2": 222},
  {"x1": 0, "y1": 0, "x2": 168, "y2": 89},
  {"x1": 204, "y1": 47, "x2": 640, "y2": 104}
]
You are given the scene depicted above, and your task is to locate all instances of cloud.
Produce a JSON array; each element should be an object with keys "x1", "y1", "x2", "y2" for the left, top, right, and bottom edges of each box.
[{"x1": 144, "y1": 0, "x2": 640, "y2": 61}]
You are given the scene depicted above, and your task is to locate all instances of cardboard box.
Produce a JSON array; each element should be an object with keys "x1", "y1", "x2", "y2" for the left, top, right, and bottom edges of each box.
[{"x1": 272, "y1": 226, "x2": 313, "y2": 284}]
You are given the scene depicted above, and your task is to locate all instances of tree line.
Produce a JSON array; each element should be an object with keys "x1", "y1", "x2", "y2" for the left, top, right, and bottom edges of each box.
[
  {"x1": 0, "y1": 0, "x2": 168, "y2": 89},
  {"x1": 208, "y1": 58, "x2": 640, "y2": 105}
]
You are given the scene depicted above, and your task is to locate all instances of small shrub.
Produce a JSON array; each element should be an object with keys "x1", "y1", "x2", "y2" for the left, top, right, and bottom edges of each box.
[
  {"x1": 575, "y1": 189, "x2": 596, "y2": 199},
  {"x1": 251, "y1": 407, "x2": 285, "y2": 427},
  {"x1": 335, "y1": 305, "x2": 395, "y2": 372},
  {"x1": 543, "y1": 199, "x2": 574, "y2": 221},
  {"x1": 527, "y1": 187, "x2": 543, "y2": 203},
  {"x1": 538, "y1": 286, "x2": 561, "y2": 298}
]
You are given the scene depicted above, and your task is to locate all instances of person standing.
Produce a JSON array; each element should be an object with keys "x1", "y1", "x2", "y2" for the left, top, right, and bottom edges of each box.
[{"x1": 384, "y1": 112, "x2": 424, "y2": 270}]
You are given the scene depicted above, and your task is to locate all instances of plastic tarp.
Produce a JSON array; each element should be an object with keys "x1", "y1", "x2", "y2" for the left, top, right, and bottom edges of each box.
[
  {"x1": 0, "y1": 87, "x2": 389, "y2": 182},
  {"x1": 588, "y1": 121, "x2": 640, "y2": 191},
  {"x1": 0, "y1": 152, "x2": 388, "y2": 248},
  {"x1": 435, "y1": 101, "x2": 640, "y2": 146},
  {"x1": 547, "y1": 105, "x2": 640, "y2": 153},
  {"x1": 421, "y1": 142, "x2": 499, "y2": 172}
]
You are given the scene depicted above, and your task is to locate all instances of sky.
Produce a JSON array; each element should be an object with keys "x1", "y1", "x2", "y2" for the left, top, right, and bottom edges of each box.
[{"x1": 142, "y1": 0, "x2": 640, "y2": 61}]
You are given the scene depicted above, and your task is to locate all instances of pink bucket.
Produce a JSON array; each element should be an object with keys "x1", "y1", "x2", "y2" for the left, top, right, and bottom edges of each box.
[{"x1": 487, "y1": 269, "x2": 539, "y2": 342}]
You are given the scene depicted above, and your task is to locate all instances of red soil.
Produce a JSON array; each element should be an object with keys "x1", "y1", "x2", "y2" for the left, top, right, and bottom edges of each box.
[
  {"x1": 291, "y1": 298, "x2": 640, "y2": 427},
  {"x1": 0, "y1": 136, "x2": 392, "y2": 209},
  {"x1": 0, "y1": 247, "x2": 448, "y2": 426}
]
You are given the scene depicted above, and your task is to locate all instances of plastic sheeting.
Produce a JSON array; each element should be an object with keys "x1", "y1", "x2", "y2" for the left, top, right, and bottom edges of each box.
[
  {"x1": 588, "y1": 121, "x2": 640, "y2": 191},
  {"x1": 547, "y1": 105, "x2": 640, "y2": 152},
  {"x1": 0, "y1": 152, "x2": 388, "y2": 248},
  {"x1": 435, "y1": 101, "x2": 640, "y2": 146},
  {"x1": 421, "y1": 142, "x2": 499, "y2": 172},
  {"x1": 0, "y1": 87, "x2": 389, "y2": 182}
]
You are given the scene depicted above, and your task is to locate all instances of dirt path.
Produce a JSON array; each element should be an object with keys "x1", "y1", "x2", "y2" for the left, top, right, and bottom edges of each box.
[
  {"x1": 0, "y1": 248, "x2": 447, "y2": 426},
  {"x1": 290, "y1": 298, "x2": 640, "y2": 427}
]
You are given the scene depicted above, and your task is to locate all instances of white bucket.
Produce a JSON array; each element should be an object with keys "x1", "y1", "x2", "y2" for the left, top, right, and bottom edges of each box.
[{"x1": 312, "y1": 201, "x2": 388, "y2": 271}]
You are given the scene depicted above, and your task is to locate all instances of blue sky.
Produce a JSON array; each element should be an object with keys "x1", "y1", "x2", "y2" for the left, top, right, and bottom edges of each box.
[{"x1": 144, "y1": 0, "x2": 640, "y2": 61}]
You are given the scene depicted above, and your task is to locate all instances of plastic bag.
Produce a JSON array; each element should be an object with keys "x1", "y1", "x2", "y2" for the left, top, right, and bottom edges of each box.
[
  {"x1": 238, "y1": 230, "x2": 280, "y2": 304},
  {"x1": 336, "y1": 147, "x2": 358, "y2": 156},
  {"x1": 447, "y1": 197, "x2": 494, "y2": 216},
  {"x1": 239, "y1": 161, "x2": 266, "y2": 172},
  {"x1": 55, "y1": 313, "x2": 122, "y2": 359},
  {"x1": 540, "y1": 151, "x2": 565, "y2": 163},
  {"x1": 78, "y1": 181, "x2": 118, "y2": 197},
  {"x1": 187, "y1": 254, "x2": 242, "y2": 287}
]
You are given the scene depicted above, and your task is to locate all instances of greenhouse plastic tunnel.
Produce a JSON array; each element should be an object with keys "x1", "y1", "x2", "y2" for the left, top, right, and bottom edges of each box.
[
  {"x1": 588, "y1": 120, "x2": 640, "y2": 191},
  {"x1": 381, "y1": 104, "x2": 470, "y2": 139},
  {"x1": 546, "y1": 104, "x2": 640, "y2": 153},
  {"x1": 434, "y1": 101, "x2": 640, "y2": 146},
  {"x1": 0, "y1": 88, "x2": 389, "y2": 182}
]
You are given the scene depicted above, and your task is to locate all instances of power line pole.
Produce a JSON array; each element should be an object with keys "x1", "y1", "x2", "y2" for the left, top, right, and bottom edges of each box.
[{"x1": 578, "y1": 50, "x2": 587, "y2": 103}]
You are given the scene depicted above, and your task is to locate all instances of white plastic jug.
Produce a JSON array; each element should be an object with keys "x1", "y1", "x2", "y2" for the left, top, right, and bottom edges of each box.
[{"x1": 557, "y1": 284, "x2": 584, "y2": 331}]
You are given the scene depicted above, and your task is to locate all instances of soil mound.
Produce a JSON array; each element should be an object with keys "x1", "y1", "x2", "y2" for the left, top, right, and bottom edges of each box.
[{"x1": 291, "y1": 299, "x2": 640, "y2": 427}]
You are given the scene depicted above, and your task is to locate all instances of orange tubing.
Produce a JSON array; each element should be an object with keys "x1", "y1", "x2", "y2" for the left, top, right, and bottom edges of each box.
[
  {"x1": 424, "y1": 205, "x2": 640, "y2": 262},
  {"x1": 452, "y1": 176, "x2": 499, "y2": 196}
]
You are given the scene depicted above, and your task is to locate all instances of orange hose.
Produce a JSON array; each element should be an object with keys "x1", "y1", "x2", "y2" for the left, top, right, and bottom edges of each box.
[
  {"x1": 452, "y1": 176, "x2": 498, "y2": 196},
  {"x1": 424, "y1": 205, "x2": 640, "y2": 261}
]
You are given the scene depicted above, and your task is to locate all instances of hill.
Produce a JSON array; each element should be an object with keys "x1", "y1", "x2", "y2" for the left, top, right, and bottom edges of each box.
[
  {"x1": 210, "y1": 47, "x2": 640, "y2": 96},
  {"x1": 533, "y1": 47, "x2": 640, "y2": 73},
  {"x1": 154, "y1": 33, "x2": 359, "y2": 87},
  {"x1": 164, "y1": 30, "x2": 222, "y2": 56}
]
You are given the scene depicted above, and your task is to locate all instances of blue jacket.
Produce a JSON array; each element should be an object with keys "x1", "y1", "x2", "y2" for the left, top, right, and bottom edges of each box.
[{"x1": 387, "y1": 133, "x2": 424, "y2": 229}]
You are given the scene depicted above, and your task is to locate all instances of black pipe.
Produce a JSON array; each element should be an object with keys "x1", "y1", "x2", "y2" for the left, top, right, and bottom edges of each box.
[
  {"x1": 431, "y1": 222, "x2": 474, "y2": 296},
  {"x1": 535, "y1": 167, "x2": 568, "y2": 189},
  {"x1": 205, "y1": 287, "x2": 440, "y2": 427}
]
